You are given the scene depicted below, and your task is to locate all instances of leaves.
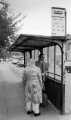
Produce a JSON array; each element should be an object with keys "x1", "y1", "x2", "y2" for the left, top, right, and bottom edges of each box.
[{"x1": 0, "y1": 0, "x2": 15, "y2": 48}]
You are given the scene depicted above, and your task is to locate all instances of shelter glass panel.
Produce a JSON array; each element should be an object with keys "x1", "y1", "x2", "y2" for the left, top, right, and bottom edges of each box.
[
  {"x1": 49, "y1": 46, "x2": 54, "y2": 78},
  {"x1": 55, "y1": 45, "x2": 61, "y2": 81},
  {"x1": 43, "y1": 48, "x2": 48, "y2": 62},
  {"x1": 35, "y1": 50, "x2": 40, "y2": 61}
]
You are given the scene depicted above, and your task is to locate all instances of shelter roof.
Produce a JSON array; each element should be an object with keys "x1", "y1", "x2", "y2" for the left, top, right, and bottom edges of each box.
[{"x1": 9, "y1": 34, "x2": 66, "y2": 52}]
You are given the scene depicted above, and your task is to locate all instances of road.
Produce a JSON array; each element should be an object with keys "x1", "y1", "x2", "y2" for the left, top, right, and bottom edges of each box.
[{"x1": 0, "y1": 62, "x2": 70, "y2": 120}]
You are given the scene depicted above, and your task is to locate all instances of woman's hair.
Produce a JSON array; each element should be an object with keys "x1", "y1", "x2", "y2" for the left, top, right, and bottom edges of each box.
[{"x1": 38, "y1": 54, "x2": 44, "y2": 60}]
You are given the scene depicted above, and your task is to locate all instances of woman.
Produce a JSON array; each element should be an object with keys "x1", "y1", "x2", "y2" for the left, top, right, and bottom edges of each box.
[
  {"x1": 23, "y1": 59, "x2": 42, "y2": 116},
  {"x1": 36, "y1": 53, "x2": 48, "y2": 107}
]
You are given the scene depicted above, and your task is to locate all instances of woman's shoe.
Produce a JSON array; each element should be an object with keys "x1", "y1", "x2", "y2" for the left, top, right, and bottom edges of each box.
[
  {"x1": 34, "y1": 113, "x2": 40, "y2": 117},
  {"x1": 27, "y1": 111, "x2": 33, "y2": 115}
]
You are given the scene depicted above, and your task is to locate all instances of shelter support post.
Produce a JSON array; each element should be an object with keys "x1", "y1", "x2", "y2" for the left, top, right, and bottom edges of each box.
[
  {"x1": 61, "y1": 43, "x2": 65, "y2": 114},
  {"x1": 29, "y1": 51, "x2": 32, "y2": 58},
  {"x1": 24, "y1": 52, "x2": 26, "y2": 67}
]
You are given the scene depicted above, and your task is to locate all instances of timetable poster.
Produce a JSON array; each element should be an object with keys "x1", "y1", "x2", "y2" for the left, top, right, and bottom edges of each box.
[{"x1": 51, "y1": 7, "x2": 66, "y2": 36}]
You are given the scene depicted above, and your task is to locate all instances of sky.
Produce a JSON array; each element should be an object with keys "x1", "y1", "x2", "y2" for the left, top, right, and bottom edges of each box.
[{"x1": 8, "y1": 0, "x2": 71, "y2": 36}]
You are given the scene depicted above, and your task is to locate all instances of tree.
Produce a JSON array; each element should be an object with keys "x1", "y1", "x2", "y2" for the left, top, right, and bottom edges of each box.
[
  {"x1": 0, "y1": 0, "x2": 17, "y2": 60},
  {"x1": 0, "y1": 0, "x2": 15, "y2": 48},
  {"x1": 0, "y1": 0, "x2": 26, "y2": 60}
]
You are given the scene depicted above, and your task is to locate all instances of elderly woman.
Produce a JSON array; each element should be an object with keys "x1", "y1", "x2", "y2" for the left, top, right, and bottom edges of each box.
[{"x1": 23, "y1": 58, "x2": 42, "y2": 116}]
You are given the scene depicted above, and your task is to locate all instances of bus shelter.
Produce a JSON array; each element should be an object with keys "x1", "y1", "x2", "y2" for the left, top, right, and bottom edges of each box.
[{"x1": 9, "y1": 34, "x2": 69, "y2": 114}]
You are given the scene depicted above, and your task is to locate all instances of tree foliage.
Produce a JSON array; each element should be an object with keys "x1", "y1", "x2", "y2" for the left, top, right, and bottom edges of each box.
[
  {"x1": 0, "y1": 0, "x2": 26, "y2": 59},
  {"x1": 0, "y1": 0, "x2": 15, "y2": 48}
]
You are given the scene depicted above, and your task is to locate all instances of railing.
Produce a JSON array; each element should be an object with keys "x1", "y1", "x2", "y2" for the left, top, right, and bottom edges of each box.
[{"x1": 44, "y1": 71, "x2": 64, "y2": 83}]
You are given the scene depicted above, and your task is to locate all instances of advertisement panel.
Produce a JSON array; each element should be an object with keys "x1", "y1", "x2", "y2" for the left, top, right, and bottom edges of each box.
[{"x1": 51, "y1": 7, "x2": 66, "y2": 36}]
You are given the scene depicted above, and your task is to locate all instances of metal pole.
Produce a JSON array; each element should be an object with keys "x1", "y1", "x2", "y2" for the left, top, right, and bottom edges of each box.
[
  {"x1": 65, "y1": 9, "x2": 67, "y2": 37},
  {"x1": 24, "y1": 52, "x2": 25, "y2": 67},
  {"x1": 61, "y1": 43, "x2": 65, "y2": 114},
  {"x1": 54, "y1": 46, "x2": 56, "y2": 79},
  {"x1": 29, "y1": 51, "x2": 32, "y2": 58},
  {"x1": 34, "y1": 50, "x2": 35, "y2": 59}
]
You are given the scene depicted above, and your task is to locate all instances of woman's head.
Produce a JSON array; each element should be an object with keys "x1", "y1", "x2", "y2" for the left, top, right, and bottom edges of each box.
[{"x1": 38, "y1": 54, "x2": 44, "y2": 61}]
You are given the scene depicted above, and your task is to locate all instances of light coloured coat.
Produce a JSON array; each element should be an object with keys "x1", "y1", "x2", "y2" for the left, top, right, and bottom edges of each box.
[{"x1": 23, "y1": 64, "x2": 42, "y2": 104}]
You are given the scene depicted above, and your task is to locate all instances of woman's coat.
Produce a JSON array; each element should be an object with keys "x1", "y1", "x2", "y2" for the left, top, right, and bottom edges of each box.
[{"x1": 23, "y1": 65, "x2": 42, "y2": 104}]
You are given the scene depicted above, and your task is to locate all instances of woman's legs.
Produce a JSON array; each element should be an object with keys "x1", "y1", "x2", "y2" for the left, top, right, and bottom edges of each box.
[
  {"x1": 26, "y1": 101, "x2": 32, "y2": 112},
  {"x1": 26, "y1": 101, "x2": 40, "y2": 116},
  {"x1": 32, "y1": 103, "x2": 40, "y2": 115}
]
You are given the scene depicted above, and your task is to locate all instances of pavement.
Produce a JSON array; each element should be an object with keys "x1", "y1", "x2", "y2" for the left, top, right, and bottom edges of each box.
[{"x1": 0, "y1": 62, "x2": 71, "y2": 120}]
